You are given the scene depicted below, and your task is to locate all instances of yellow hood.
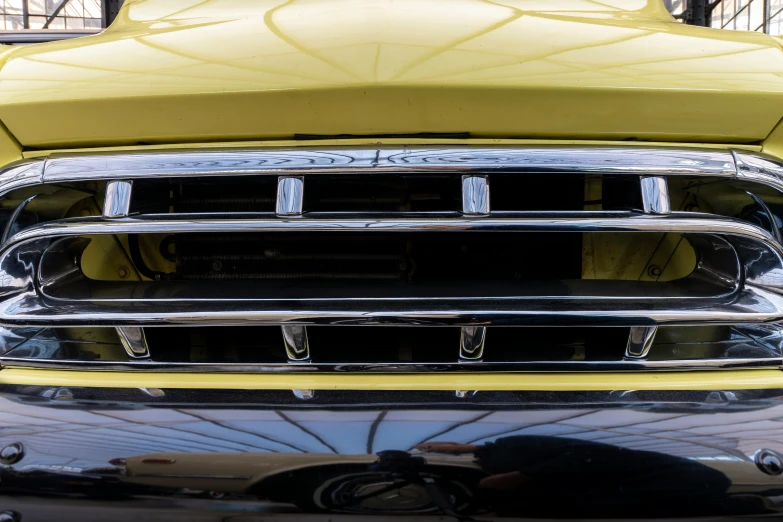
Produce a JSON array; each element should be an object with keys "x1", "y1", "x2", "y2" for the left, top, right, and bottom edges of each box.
[{"x1": 1, "y1": 0, "x2": 782, "y2": 148}]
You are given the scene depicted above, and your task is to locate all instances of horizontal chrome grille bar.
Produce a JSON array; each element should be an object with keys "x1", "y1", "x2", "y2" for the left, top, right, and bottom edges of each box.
[
  {"x1": 4, "y1": 212, "x2": 780, "y2": 246},
  {"x1": 0, "y1": 147, "x2": 754, "y2": 203},
  {"x1": 1, "y1": 357, "x2": 780, "y2": 372},
  {"x1": 0, "y1": 285, "x2": 780, "y2": 326},
  {"x1": 40, "y1": 147, "x2": 738, "y2": 180}
]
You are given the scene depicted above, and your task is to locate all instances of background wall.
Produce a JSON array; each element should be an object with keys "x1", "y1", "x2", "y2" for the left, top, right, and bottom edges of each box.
[
  {"x1": 665, "y1": 0, "x2": 783, "y2": 33},
  {"x1": 0, "y1": 0, "x2": 115, "y2": 31}
]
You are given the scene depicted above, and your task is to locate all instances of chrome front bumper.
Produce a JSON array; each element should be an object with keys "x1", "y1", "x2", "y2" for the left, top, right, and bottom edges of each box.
[{"x1": 2, "y1": 385, "x2": 783, "y2": 521}]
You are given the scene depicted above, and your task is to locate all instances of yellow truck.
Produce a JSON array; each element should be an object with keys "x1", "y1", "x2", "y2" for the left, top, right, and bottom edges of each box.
[{"x1": 2, "y1": 0, "x2": 783, "y2": 520}]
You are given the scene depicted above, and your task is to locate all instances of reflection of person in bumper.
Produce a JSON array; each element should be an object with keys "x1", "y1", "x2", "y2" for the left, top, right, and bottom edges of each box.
[{"x1": 417, "y1": 436, "x2": 737, "y2": 517}]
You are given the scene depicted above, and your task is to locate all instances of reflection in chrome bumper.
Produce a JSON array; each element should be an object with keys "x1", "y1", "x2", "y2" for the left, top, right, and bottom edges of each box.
[{"x1": 2, "y1": 386, "x2": 783, "y2": 520}]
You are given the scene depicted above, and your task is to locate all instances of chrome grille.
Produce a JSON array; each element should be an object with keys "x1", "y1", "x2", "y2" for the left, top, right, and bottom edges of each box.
[{"x1": 2, "y1": 146, "x2": 783, "y2": 374}]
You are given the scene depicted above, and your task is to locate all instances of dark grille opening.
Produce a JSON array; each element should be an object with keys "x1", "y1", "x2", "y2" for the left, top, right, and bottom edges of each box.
[
  {"x1": 482, "y1": 327, "x2": 632, "y2": 362},
  {"x1": 308, "y1": 327, "x2": 459, "y2": 363},
  {"x1": 174, "y1": 233, "x2": 418, "y2": 281},
  {"x1": 0, "y1": 327, "x2": 125, "y2": 361},
  {"x1": 123, "y1": 174, "x2": 644, "y2": 215},
  {"x1": 143, "y1": 326, "x2": 630, "y2": 365},
  {"x1": 668, "y1": 176, "x2": 783, "y2": 239},
  {"x1": 489, "y1": 174, "x2": 642, "y2": 211},
  {"x1": 67, "y1": 231, "x2": 707, "y2": 301},
  {"x1": 651, "y1": 325, "x2": 783, "y2": 361},
  {"x1": 145, "y1": 326, "x2": 285, "y2": 363},
  {"x1": 169, "y1": 232, "x2": 583, "y2": 286},
  {"x1": 130, "y1": 177, "x2": 279, "y2": 214},
  {"x1": 304, "y1": 174, "x2": 461, "y2": 212}
]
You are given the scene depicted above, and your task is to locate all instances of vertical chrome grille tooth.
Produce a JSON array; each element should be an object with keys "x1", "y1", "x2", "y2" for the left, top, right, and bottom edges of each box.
[
  {"x1": 459, "y1": 326, "x2": 486, "y2": 362},
  {"x1": 461, "y1": 175, "x2": 490, "y2": 216},
  {"x1": 276, "y1": 176, "x2": 304, "y2": 216},
  {"x1": 293, "y1": 389, "x2": 315, "y2": 400},
  {"x1": 116, "y1": 327, "x2": 150, "y2": 359},
  {"x1": 640, "y1": 176, "x2": 671, "y2": 215},
  {"x1": 103, "y1": 180, "x2": 133, "y2": 219},
  {"x1": 625, "y1": 326, "x2": 658, "y2": 359},
  {"x1": 282, "y1": 325, "x2": 310, "y2": 362}
]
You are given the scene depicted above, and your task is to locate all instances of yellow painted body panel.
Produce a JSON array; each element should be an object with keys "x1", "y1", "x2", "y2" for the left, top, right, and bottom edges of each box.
[
  {"x1": 0, "y1": 47, "x2": 22, "y2": 165},
  {"x1": 1, "y1": 368, "x2": 782, "y2": 391},
  {"x1": 1, "y1": 0, "x2": 783, "y2": 147},
  {"x1": 763, "y1": 116, "x2": 783, "y2": 159},
  {"x1": 0, "y1": 122, "x2": 20, "y2": 167}
]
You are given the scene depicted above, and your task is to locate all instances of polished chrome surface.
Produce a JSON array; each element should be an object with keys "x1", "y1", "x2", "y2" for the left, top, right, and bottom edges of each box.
[
  {"x1": 734, "y1": 150, "x2": 783, "y2": 194},
  {"x1": 640, "y1": 176, "x2": 671, "y2": 215},
  {"x1": 0, "y1": 442, "x2": 24, "y2": 466},
  {"x1": 2, "y1": 355, "x2": 782, "y2": 372},
  {"x1": 3, "y1": 147, "x2": 783, "y2": 368},
  {"x1": 37, "y1": 147, "x2": 738, "y2": 183},
  {"x1": 0, "y1": 195, "x2": 35, "y2": 246},
  {"x1": 282, "y1": 325, "x2": 310, "y2": 362},
  {"x1": 755, "y1": 449, "x2": 783, "y2": 475},
  {"x1": 625, "y1": 326, "x2": 658, "y2": 359},
  {"x1": 461, "y1": 175, "x2": 489, "y2": 216},
  {"x1": 0, "y1": 148, "x2": 781, "y2": 204},
  {"x1": 1, "y1": 386, "x2": 783, "y2": 520},
  {"x1": 0, "y1": 147, "x2": 745, "y2": 207},
  {"x1": 275, "y1": 176, "x2": 304, "y2": 217},
  {"x1": 5, "y1": 211, "x2": 782, "y2": 243},
  {"x1": 459, "y1": 326, "x2": 486, "y2": 361},
  {"x1": 116, "y1": 327, "x2": 150, "y2": 359},
  {"x1": 746, "y1": 190, "x2": 783, "y2": 243},
  {"x1": 8, "y1": 147, "x2": 783, "y2": 206},
  {"x1": 0, "y1": 214, "x2": 781, "y2": 326},
  {"x1": 0, "y1": 327, "x2": 43, "y2": 357},
  {"x1": 103, "y1": 180, "x2": 133, "y2": 219},
  {"x1": 0, "y1": 510, "x2": 20, "y2": 522},
  {"x1": 0, "y1": 160, "x2": 43, "y2": 198}
]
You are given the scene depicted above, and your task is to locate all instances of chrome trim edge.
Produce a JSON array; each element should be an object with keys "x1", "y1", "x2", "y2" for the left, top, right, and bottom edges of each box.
[{"x1": 1, "y1": 356, "x2": 781, "y2": 372}]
